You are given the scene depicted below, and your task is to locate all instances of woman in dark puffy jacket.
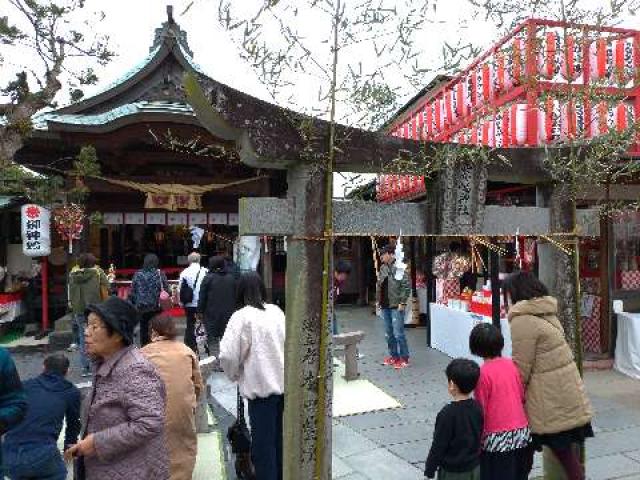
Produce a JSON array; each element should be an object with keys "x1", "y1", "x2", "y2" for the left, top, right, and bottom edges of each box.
[
  {"x1": 197, "y1": 256, "x2": 237, "y2": 368},
  {"x1": 129, "y1": 254, "x2": 169, "y2": 346}
]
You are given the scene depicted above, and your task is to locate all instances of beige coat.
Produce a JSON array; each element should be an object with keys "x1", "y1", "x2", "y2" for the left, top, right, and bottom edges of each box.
[
  {"x1": 142, "y1": 339, "x2": 204, "y2": 480},
  {"x1": 508, "y1": 296, "x2": 592, "y2": 435}
]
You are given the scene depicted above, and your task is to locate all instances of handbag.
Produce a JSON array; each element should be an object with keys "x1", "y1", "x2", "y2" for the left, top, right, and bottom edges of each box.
[
  {"x1": 227, "y1": 386, "x2": 256, "y2": 480},
  {"x1": 97, "y1": 269, "x2": 109, "y2": 301},
  {"x1": 157, "y1": 270, "x2": 173, "y2": 310},
  {"x1": 194, "y1": 318, "x2": 209, "y2": 358}
]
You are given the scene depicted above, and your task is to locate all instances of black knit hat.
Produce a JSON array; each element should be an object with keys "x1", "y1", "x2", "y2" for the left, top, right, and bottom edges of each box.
[{"x1": 86, "y1": 297, "x2": 138, "y2": 345}]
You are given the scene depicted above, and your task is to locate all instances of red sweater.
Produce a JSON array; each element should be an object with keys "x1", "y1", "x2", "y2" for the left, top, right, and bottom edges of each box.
[{"x1": 474, "y1": 357, "x2": 529, "y2": 437}]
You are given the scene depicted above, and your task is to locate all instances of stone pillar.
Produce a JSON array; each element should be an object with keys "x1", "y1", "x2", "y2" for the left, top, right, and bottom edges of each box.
[
  {"x1": 283, "y1": 164, "x2": 332, "y2": 480},
  {"x1": 439, "y1": 161, "x2": 488, "y2": 235}
]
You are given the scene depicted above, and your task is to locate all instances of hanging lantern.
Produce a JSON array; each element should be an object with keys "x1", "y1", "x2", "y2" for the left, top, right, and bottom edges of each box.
[
  {"x1": 590, "y1": 38, "x2": 614, "y2": 82},
  {"x1": 494, "y1": 111, "x2": 505, "y2": 147},
  {"x1": 494, "y1": 51, "x2": 506, "y2": 94},
  {"x1": 614, "y1": 37, "x2": 636, "y2": 85},
  {"x1": 471, "y1": 68, "x2": 481, "y2": 106},
  {"x1": 465, "y1": 74, "x2": 474, "y2": 113},
  {"x1": 538, "y1": 31, "x2": 561, "y2": 80},
  {"x1": 560, "y1": 101, "x2": 577, "y2": 139},
  {"x1": 616, "y1": 102, "x2": 636, "y2": 132},
  {"x1": 482, "y1": 63, "x2": 493, "y2": 102},
  {"x1": 54, "y1": 204, "x2": 85, "y2": 254},
  {"x1": 509, "y1": 37, "x2": 525, "y2": 86},
  {"x1": 509, "y1": 103, "x2": 529, "y2": 145},
  {"x1": 538, "y1": 97, "x2": 562, "y2": 143},
  {"x1": 456, "y1": 82, "x2": 466, "y2": 117},
  {"x1": 424, "y1": 105, "x2": 433, "y2": 139},
  {"x1": 446, "y1": 89, "x2": 457, "y2": 125},
  {"x1": 560, "y1": 35, "x2": 583, "y2": 82}
]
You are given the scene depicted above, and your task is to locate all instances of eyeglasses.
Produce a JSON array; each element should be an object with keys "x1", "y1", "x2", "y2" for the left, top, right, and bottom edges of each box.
[{"x1": 86, "y1": 323, "x2": 105, "y2": 333}]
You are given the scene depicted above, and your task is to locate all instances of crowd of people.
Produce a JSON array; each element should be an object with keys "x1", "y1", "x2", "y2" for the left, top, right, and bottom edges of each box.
[
  {"x1": 0, "y1": 249, "x2": 594, "y2": 480},
  {"x1": 0, "y1": 251, "x2": 286, "y2": 480},
  {"x1": 425, "y1": 271, "x2": 593, "y2": 480}
]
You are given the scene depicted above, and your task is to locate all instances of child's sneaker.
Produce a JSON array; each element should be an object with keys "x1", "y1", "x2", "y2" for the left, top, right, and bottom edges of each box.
[
  {"x1": 382, "y1": 356, "x2": 396, "y2": 366},
  {"x1": 394, "y1": 358, "x2": 409, "y2": 369}
]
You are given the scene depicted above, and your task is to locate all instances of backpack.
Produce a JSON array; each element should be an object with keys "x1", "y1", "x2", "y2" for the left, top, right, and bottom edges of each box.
[{"x1": 179, "y1": 268, "x2": 202, "y2": 305}]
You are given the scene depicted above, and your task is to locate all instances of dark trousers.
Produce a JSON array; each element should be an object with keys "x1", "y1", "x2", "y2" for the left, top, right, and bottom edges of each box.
[
  {"x1": 184, "y1": 307, "x2": 198, "y2": 352},
  {"x1": 248, "y1": 394, "x2": 284, "y2": 480},
  {"x1": 480, "y1": 447, "x2": 533, "y2": 480},
  {"x1": 139, "y1": 310, "x2": 160, "y2": 347}
]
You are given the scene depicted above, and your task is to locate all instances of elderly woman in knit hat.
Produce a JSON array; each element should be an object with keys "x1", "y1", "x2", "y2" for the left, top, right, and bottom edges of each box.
[{"x1": 65, "y1": 297, "x2": 169, "y2": 480}]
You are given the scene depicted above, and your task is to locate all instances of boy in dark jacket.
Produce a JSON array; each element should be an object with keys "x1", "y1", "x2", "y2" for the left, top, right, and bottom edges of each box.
[
  {"x1": 2, "y1": 354, "x2": 81, "y2": 480},
  {"x1": 0, "y1": 347, "x2": 27, "y2": 471},
  {"x1": 425, "y1": 358, "x2": 483, "y2": 480}
]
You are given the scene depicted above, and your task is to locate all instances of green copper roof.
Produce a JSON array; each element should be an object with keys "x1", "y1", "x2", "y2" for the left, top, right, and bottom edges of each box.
[{"x1": 33, "y1": 101, "x2": 195, "y2": 130}]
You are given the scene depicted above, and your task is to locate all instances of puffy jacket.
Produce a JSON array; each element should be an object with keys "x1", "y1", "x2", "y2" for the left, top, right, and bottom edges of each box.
[
  {"x1": 0, "y1": 347, "x2": 27, "y2": 467},
  {"x1": 2, "y1": 372, "x2": 81, "y2": 451},
  {"x1": 130, "y1": 269, "x2": 169, "y2": 313},
  {"x1": 377, "y1": 263, "x2": 411, "y2": 309},
  {"x1": 508, "y1": 296, "x2": 592, "y2": 435},
  {"x1": 69, "y1": 267, "x2": 109, "y2": 314},
  {"x1": 198, "y1": 271, "x2": 237, "y2": 338}
]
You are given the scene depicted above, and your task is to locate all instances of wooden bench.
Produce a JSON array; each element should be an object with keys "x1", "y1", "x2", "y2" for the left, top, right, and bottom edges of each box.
[{"x1": 333, "y1": 331, "x2": 366, "y2": 381}]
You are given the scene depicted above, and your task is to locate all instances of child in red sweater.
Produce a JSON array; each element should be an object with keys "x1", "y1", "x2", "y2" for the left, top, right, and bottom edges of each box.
[{"x1": 469, "y1": 323, "x2": 533, "y2": 480}]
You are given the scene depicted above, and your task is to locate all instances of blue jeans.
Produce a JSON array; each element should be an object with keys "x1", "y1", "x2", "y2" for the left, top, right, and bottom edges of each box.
[
  {"x1": 73, "y1": 314, "x2": 90, "y2": 371},
  {"x1": 380, "y1": 307, "x2": 410, "y2": 359},
  {"x1": 248, "y1": 394, "x2": 284, "y2": 480},
  {"x1": 2, "y1": 444, "x2": 66, "y2": 480},
  {"x1": 332, "y1": 312, "x2": 338, "y2": 335}
]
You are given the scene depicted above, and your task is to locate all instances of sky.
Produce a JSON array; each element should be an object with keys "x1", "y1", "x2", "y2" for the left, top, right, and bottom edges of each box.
[{"x1": 1, "y1": 0, "x2": 638, "y2": 196}]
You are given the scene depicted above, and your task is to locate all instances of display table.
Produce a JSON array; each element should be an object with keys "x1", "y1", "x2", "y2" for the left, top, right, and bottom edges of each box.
[
  {"x1": 614, "y1": 312, "x2": 640, "y2": 380},
  {"x1": 0, "y1": 292, "x2": 23, "y2": 324},
  {"x1": 430, "y1": 303, "x2": 512, "y2": 360}
]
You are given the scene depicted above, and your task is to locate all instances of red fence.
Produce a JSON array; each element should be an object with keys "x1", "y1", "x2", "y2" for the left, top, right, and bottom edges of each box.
[{"x1": 380, "y1": 18, "x2": 640, "y2": 202}]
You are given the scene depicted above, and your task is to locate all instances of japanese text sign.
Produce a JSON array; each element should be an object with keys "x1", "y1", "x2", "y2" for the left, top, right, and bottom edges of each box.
[{"x1": 21, "y1": 204, "x2": 51, "y2": 257}]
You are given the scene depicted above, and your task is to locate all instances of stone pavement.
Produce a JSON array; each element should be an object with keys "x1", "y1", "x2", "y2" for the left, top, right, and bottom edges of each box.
[
  {"x1": 330, "y1": 306, "x2": 640, "y2": 480},
  {"x1": 7, "y1": 306, "x2": 640, "y2": 480}
]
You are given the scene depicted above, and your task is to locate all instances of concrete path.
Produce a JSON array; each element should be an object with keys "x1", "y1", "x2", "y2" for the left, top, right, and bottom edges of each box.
[{"x1": 9, "y1": 305, "x2": 640, "y2": 480}]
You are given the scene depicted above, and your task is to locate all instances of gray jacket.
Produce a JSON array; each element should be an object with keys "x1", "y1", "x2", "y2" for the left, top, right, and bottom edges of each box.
[
  {"x1": 377, "y1": 263, "x2": 411, "y2": 309},
  {"x1": 82, "y1": 346, "x2": 169, "y2": 480}
]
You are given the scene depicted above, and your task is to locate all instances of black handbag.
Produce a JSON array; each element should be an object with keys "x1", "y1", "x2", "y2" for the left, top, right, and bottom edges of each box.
[{"x1": 227, "y1": 386, "x2": 256, "y2": 480}]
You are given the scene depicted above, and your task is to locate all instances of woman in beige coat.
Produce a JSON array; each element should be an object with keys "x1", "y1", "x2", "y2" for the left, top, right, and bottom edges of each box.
[
  {"x1": 504, "y1": 271, "x2": 593, "y2": 480},
  {"x1": 142, "y1": 315, "x2": 204, "y2": 480}
]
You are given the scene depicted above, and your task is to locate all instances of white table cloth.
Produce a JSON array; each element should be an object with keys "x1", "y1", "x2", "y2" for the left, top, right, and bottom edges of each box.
[
  {"x1": 430, "y1": 303, "x2": 512, "y2": 360},
  {"x1": 614, "y1": 312, "x2": 640, "y2": 380}
]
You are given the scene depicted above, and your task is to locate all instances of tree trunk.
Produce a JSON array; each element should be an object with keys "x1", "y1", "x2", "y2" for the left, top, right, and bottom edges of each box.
[{"x1": 549, "y1": 183, "x2": 579, "y2": 353}]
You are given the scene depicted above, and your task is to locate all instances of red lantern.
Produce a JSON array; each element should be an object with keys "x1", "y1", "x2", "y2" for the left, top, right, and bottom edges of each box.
[
  {"x1": 538, "y1": 31, "x2": 560, "y2": 80},
  {"x1": 560, "y1": 35, "x2": 583, "y2": 82},
  {"x1": 589, "y1": 38, "x2": 614, "y2": 81},
  {"x1": 614, "y1": 37, "x2": 636, "y2": 85}
]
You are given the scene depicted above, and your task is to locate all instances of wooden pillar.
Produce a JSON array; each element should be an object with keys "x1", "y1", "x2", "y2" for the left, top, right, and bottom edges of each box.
[
  {"x1": 283, "y1": 163, "x2": 332, "y2": 480},
  {"x1": 262, "y1": 237, "x2": 274, "y2": 302},
  {"x1": 490, "y1": 239, "x2": 501, "y2": 329},
  {"x1": 425, "y1": 237, "x2": 435, "y2": 347},
  {"x1": 599, "y1": 213, "x2": 611, "y2": 353}
]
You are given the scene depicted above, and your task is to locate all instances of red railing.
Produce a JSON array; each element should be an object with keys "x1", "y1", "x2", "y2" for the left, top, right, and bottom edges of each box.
[{"x1": 380, "y1": 18, "x2": 640, "y2": 203}]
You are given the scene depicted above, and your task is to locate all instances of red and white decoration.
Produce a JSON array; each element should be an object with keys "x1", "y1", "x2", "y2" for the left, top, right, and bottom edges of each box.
[{"x1": 621, "y1": 270, "x2": 640, "y2": 290}]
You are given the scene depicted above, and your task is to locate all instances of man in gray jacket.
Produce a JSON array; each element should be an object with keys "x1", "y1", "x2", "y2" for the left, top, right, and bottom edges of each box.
[{"x1": 377, "y1": 245, "x2": 411, "y2": 369}]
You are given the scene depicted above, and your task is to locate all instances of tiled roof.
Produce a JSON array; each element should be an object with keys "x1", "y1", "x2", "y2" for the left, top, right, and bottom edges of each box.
[{"x1": 33, "y1": 101, "x2": 195, "y2": 130}]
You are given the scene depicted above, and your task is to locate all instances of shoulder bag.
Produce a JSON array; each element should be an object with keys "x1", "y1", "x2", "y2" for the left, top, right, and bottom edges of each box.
[{"x1": 227, "y1": 386, "x2": 256, "y2": 480}]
